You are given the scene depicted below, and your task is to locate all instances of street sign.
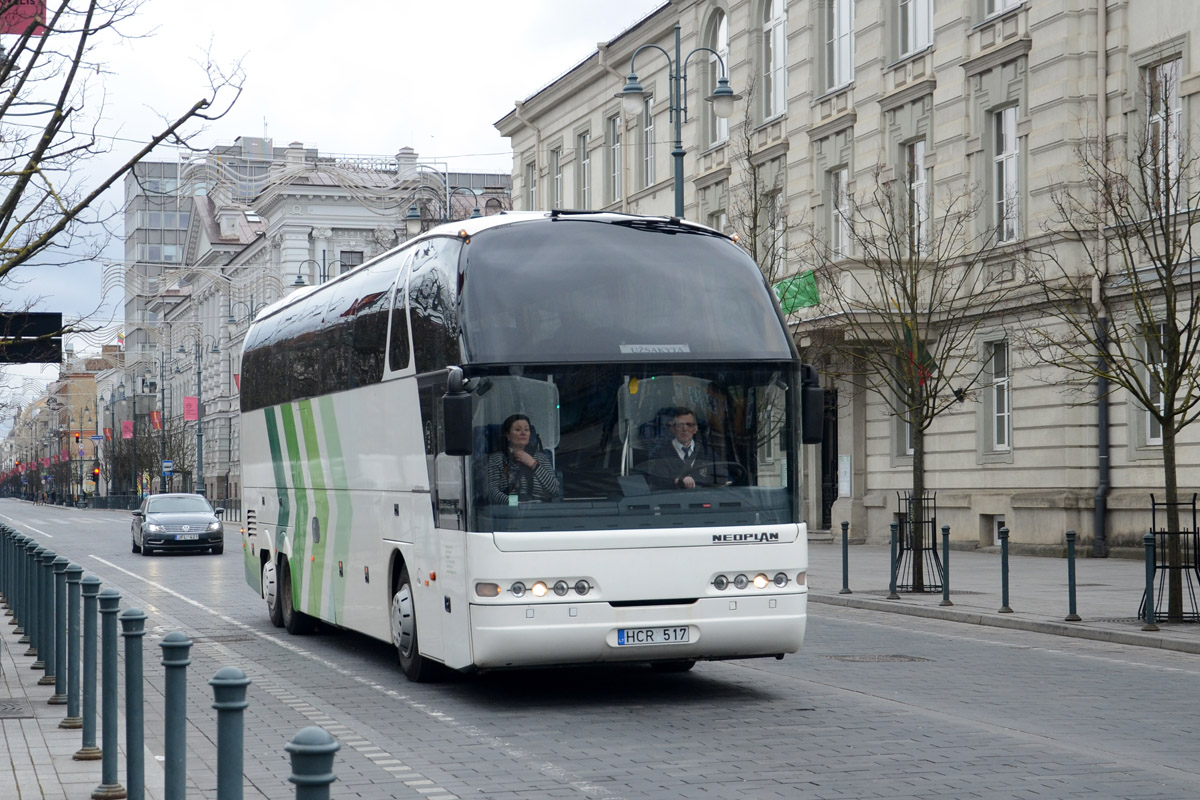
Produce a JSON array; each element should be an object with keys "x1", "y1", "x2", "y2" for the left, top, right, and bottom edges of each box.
[
  {"x1": 162, "y1": 459, "x2": 174, "y2": 475},
  {"x1": 90, "y1": 435, "x2": 104, "y2": 441}
]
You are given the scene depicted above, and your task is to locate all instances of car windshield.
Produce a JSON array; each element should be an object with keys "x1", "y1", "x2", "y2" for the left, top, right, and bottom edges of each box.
[{"x1": 146, "y1": 496, "x2": 213, "y2": 514}]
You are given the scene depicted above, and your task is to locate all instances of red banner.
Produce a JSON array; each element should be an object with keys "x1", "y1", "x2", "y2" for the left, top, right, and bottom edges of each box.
[
  {"x1": 150, "y1": 410, "x2": 162, "y2": 431},
  {"x1": 104, "y1": 427, "x2": 112, "y2": 442},
  {"x1": 0, "y1": 1, "x2": 46, "y2": 35},
  {"x1": 122, "y1": 420, "x2": 134, "y2": 439},
  {"x1": 183, "y1": 396, "x2": 198, "y2": 421}
]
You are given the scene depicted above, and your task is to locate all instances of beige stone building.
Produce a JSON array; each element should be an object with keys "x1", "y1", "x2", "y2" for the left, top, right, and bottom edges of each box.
[{"x1": 498, "y1": 0, "x2": 1200, "y2": 554}]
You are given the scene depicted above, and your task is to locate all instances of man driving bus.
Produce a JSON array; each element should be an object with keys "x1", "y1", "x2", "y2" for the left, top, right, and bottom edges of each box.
[{"x1": 645, "y1": 408, "x2": 722, "y2": 490}]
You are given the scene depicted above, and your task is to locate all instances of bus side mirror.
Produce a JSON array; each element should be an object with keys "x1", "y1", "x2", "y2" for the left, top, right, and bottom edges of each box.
[
  {"x1": 443, "y1": 392, "x2": 473, "y2": 456},
  {"x1": 799, "y1": 364, "x2": 824, "y2": 445}
]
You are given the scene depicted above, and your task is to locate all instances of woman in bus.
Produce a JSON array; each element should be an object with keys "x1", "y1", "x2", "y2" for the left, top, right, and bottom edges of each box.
[{"x1": 487, "y1": 413, "x2": 560, "y2": 503}]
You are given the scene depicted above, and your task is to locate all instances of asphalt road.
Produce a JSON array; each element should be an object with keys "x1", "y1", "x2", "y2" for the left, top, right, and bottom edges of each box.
[{"x1": 4, "y1": 498, "x2": 1198, "y2": 800}]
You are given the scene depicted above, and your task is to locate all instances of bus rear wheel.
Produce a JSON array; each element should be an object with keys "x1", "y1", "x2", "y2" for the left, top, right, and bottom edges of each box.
[
  {"x1": 280, "y1": 559, "x2": 312, "y2": 635},
  {"x1": 263, "y1": 560, "x2": 283, "y2": 628},
  {"x1": 391, "y1": 567, "x2": 432, "y2": 682}
]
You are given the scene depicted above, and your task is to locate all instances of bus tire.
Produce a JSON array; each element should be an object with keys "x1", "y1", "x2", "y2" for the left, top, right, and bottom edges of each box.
[
  {"x1": 263, "y1": 559, "x2": 284, "y2": 628},
  {"x1": 391, "y1": 566, "x2": 432, "y2": 682},
  {"x1": 280, "y1": 559, "x2": 312, "y2": 635}
]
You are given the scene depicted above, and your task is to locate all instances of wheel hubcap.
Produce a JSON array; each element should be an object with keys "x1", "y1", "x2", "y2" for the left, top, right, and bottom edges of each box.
[
  {"x1": 263, "y1": 561, "x2": 278, "y2": 610},
  {"x1": 391, "y1": 584, "x2": 415, "y2": 658}
]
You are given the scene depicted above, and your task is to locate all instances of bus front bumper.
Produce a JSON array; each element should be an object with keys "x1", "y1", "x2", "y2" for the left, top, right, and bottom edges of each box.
[{"x1": 468, "y1": 591, "x2": 806, "y2": 669}]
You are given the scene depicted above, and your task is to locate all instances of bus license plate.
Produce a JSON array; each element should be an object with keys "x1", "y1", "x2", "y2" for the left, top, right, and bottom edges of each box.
[
  {"x1": 175, "y1": 534, "x2": 199, "y2": 540},
  {"x1": 617, "y1": 626, "x2": 689, "y2": 646}
]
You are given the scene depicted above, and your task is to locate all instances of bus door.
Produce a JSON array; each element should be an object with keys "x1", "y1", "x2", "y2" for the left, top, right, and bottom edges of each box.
[{"x1": 416, "y1": 372, "x2": 471, "y2": 669}]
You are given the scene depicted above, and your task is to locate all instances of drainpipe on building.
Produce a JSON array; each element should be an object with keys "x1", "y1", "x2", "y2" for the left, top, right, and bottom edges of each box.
[
  {"x1": 597, "y1": 42, "x2": 630, "y2": 213},
  {"x1": 1092, "y1": 1, "x2": 1110, "y2": 557},
  {"x1": 513, "y1": 100, "x2": 543, "y2": 211}
]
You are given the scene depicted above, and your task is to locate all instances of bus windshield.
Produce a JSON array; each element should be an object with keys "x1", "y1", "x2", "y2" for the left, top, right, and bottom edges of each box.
[{"x1": 464, "y1": 362, "x2": 797, "y2": 533}]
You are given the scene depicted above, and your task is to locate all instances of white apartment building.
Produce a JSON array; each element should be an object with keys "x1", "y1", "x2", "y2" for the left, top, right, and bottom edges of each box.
[{"x1": 497, "y1": 0, "x2": 1200, "y2": 554}]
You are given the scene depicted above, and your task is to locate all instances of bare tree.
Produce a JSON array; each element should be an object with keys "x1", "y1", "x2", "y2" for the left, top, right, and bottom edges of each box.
[
  {"x1": 727, "y1": 74, "x2": 793, "y2": 286},
  {"x1": 0, "y1": 0, "x2": 243, "y2": 292},
  {"x1": 1027, "y1": 56, "x2": 1200, "y2": 621},
  {"x1": 808, "y1": 164, "x2": 1011, "y2": 590}
]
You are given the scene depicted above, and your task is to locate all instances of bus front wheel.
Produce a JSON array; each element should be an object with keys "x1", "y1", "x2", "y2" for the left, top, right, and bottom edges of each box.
[
  {"x1": 391, "y1": 567, "x2": 432, "y2": 682},
  {"x1": 280, "y1": 559, "x2": 312, "y2": 635},
  {"x1": 263, "y1": 560, "x2": 283, "y2": 628}
]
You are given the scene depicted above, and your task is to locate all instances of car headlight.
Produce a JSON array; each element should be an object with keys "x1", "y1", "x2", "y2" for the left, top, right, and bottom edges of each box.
[
  {"x1": 146, "y1": 523, "x2": 164, "y2": 533},
  {"x1": 207, "y1": 521, "x2": 222, "y2": 532}
]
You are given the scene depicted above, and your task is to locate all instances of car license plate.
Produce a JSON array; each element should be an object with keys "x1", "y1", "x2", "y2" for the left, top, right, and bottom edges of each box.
[
  {"x1": 617, "y1": 626, "x2": 690, "y2": 646},
  {"x1": 175, "y1": 533, "x2": 199, "y2": 540}
]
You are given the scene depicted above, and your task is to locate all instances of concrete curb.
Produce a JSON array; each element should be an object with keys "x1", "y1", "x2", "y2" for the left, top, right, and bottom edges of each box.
[{"x1": 809, "y1": 592, "x2": 1200, "y2": 655}]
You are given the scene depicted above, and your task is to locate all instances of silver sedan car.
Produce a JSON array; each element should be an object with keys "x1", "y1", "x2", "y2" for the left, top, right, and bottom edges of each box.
[{"x1": 131, "y1": 493, "x2": 225, "y2": 555}]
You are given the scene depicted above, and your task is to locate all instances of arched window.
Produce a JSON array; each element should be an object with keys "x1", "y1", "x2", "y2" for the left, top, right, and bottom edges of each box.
[
  {"x1": 762, "y1": 0, "x2": 787, "y2": 119},
  {"x1": 707, "y1": 10, "x2": 730, "y2": 145}
]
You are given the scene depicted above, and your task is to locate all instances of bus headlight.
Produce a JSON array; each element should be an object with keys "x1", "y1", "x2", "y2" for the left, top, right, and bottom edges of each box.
[
  {"x1": 475, "y1": 582, "x2": 501, "y2": 597},
  {"x1": 733, "y1": 574, "x2": 749, "y2": 590},
  {"x1": 531, "y1": 581, "x2": 549, "y2": 597},
  {"x1": 773, "y1": 572, "x2": 789, "y2": 587},
  {"x1": 712, "y1": 574, "x2": 729, "y2": 591},
  {"x1": 574, "y1": 580, "x2": 591, "y2": 596},
  {"x1": 796, "y1": 571, "x2": 807, "y2": 586},
  {"x1": 553, "y1": 580, "x2": 569, "y2": 596},
  {"x1": 510, "y1": 582, "x2": 527, "y2": 597},
  {"x1": 753, "y1": 573, "x2": 769, "y2": 589}
]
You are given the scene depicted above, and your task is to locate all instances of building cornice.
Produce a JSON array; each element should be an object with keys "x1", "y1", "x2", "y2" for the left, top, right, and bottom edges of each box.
[
  {"x1": 961, "y1": 37, "x2": 1032, "y2": 78},
  {"x1": 879, "y1": 78, "x2": 937, "y2": 113}
]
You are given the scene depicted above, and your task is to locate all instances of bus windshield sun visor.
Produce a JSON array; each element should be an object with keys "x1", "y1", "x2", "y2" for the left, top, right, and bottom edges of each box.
[{"x1": 459, "y1": 219, "x2": 796, "y2": 364}]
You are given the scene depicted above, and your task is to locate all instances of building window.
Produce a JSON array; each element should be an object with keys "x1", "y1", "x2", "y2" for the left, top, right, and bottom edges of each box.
[
  {"x1": 550, "y1": 148, "x2": 563, "y2": 209},
  {"x1": 1146, "y1": 323, "x2": 1166, "y2": 446},
  {"x1": 991, "y1": 340, "x2": 1011, "y2": 451},
  {"x1": 641, "y1": 96, "x2": 655, "y2": 189},
  {"x1": 1146, "y1": 58, "x2": 1181, "y2": 216},
  {"x1": 906, "y1": 140, "x2": 929, "y2": 255},
  {"x1": 708, "y1": 11, "x2": 730, "y2": 145},
  {"x1": 830, "y1": 167, "x2": 850, "y2": 259},
  {"x1": 339, "y1": 251, "x2": 364, "y2": 273},
  {"x1": 608, "y1": 114, "x2": 622, "y2": 204},
  {"x1": 707, "y1": 209, "x2": 728, "y2": 235},
  {"x1": 763, "y1": 0, "x2": 787, "y2": 118},
  {"x1": 993, "y1": 106, "x2": 1019, "y2": 243},
  {"x1": 576, "y1": 132, "x2": 591, "y2": 209},
  {"x1": 825, "y1": 0, "x2": 854, "y2": 91},
  {"x1": 525, "y1": 162, "x2": 538, "y2": 211},
  {"x1": 898, "y1": 0, "x2": 931, "y2": 58},
  {"x1": 986, "y1": 0, "x2": 1022, "y2": 17}
]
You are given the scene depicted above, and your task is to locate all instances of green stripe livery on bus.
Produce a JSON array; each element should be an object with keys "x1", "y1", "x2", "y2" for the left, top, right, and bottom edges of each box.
[{"x1": 239, "y1": 211, "x2": 824, "y2": 681}]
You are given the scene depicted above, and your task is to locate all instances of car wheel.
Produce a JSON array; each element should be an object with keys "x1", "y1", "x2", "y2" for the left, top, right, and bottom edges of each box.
[
  {"x1": 263, "y1": 560, "x2": 283, "y2": 628},
  {"x1": 280, "y1": 559, "x2": 312, "y2": 635},
  {"x1": 212, "y1": 544, "x2": 224, "y2": 555},
  {"x1": 391, "y1": 566, "x2": 433, "y2": 682},
  {"x1": 131, "y1": 536, "x2": 141, "y2": 554}
]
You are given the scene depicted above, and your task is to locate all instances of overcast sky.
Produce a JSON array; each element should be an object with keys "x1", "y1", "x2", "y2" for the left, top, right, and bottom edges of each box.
[{"x1": 1, "y1": 0, "x2": 664, "y2": 414}]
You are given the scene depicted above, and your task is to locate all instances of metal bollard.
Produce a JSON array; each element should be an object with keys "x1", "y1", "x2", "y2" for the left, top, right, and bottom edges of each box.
[
  {"x1": 61, "y1": 564, "x2": 84, "y2": 728},
  {"x1": 50, "y1": 557, "x2": 69, "y2": 702},
  {"x1": 121, "y1": 609, "x2": 148, "y2": 800},
  {"x1": 940, "y1": 525, "x2": 953, "y2": 607},
  {"x1": 161, "y1": 633, "x2": 192, "y2": 800},
  {"x1": 1065, "y1": 530, "x2": 1081, "y2": 622},
  {"x1": 92, "y1": 588, "x2": 126, "y2": 799},
  {"x1": 39, "y1": 549, "x2": 57, "y2": 683},
  {"x1": 887, "y1": 521, "x2": 900, "y2": 599},
  {"x1": 998, "y1": 526, "x2": 1013, "y2": 613},
  {"x1": 211, "y1": 666, "x2": 252, "y2": 800},
  {"x1": 11, "y1": 535, "x2": 26, "y2": 631},
  {"x1": 25, "y1": 543, "x2": 43, "y2": 654},
  {"x1": 840, "y1": 521, "x2": 852, "y2": 594},
  {"x1": 286, "y1": 726, "x2": 340, "y2": 800},
  {"x1": 1142, "y1": 532, "x2": 1159, "y2": 632},
  {"x1": 74, "y1": 576, "x2": 102, "y2": 760}
]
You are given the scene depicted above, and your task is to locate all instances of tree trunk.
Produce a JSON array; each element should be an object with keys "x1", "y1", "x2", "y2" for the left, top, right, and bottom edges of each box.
[{"x1": 1163, "y1": 421, "x2": 1183, "y2": 622}]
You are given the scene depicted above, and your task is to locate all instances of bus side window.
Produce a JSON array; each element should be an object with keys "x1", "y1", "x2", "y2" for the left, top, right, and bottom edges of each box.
[{"x1": 388, "y1": 272, "x2": 410, "y2": 372}]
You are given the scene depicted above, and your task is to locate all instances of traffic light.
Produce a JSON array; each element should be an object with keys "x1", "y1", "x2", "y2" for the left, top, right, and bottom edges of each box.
[
  {"x1": 75, "y1": 432, "x2": 80, "y2": 444},
  {"x1": 92, "y1": 466, "x2": 100, "y2": 479}
]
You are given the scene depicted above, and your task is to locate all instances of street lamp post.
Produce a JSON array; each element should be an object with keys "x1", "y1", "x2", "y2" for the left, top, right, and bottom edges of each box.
[{"x1": 617, "y1": 23, "x2": 740, "y2": 219}]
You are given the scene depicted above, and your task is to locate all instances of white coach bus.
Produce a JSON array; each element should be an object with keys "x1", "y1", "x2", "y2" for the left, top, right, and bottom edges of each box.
[{"x1": 239, "y1": 211, "x2": 824, "y2": 681}]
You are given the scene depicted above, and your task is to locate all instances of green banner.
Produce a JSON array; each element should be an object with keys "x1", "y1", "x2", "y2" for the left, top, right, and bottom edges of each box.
[{"x1": 774, "y1": 271, "x2": 819, "y2": 313}]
